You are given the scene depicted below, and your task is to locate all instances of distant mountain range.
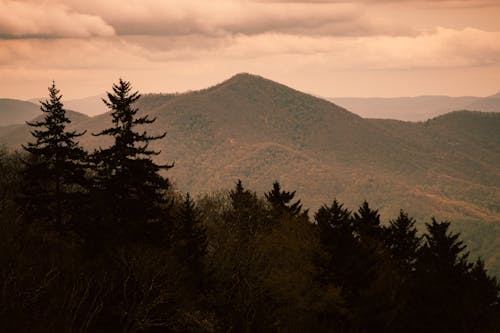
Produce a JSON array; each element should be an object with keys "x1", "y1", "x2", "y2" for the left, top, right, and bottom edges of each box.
[
  {"x1": 2, "y1": 82, "x2": 498, "y2": 126},
  {"x1": 1, "y1": 73, "x2": 499, "y2": 274},
  {"x1": 26, "y1": 94, "x2": 107, "y2": 118},
  {"x1": 330, "y1": 92, "x2": 500, "y2": 121},
  {"x1": 0, "y1": 99, "x2": 41, "y2": 126}
]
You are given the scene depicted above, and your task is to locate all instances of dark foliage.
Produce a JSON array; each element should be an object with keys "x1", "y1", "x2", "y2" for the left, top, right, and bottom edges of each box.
[
  {"x1": 87, "y1": 79, "x2": 173, "y2": 246},
  {"x1": 21, "y1": 82, "x2": 87, "y2": 231},
  {"x1": 265, "y1": 180, "x2": 306, "y2": 221}
]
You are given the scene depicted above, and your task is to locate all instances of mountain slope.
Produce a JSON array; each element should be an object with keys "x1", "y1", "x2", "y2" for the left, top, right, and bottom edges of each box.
[
  {"x1": 329, "y1": 94, "x2": 500, "y2": 121},
  {"x1": 1, "y1": 74, "x2": 498, "y2": 222},
  {"x1": 0, "y1": 99, "x2": 40, "y2": 125},
  {"x1": 1, "y1": 73, "x2": 499, "y2": 273},
  {"x1": 465, "y1": 91, "x2": 500, "y2": 113}
]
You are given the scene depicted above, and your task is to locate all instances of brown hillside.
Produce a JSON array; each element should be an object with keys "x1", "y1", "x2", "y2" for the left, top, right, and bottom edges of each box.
[{"x1": 1, "y1": 74, "x2": 498, "y2": 226}]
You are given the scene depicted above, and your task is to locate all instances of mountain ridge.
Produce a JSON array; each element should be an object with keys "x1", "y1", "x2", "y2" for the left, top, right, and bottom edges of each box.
[
  {"x1": 1, "y1": 73, "x2": 499, "y2": 272},
  {"x1": 0, "y1": 73, "x2": 500, "y2": 217}
]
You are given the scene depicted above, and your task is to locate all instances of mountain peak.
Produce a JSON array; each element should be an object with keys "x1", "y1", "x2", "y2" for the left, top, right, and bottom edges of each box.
[
  {"x1": 221, "y1": 72, "x2": 274, "y2": 87},
  {"x1": 228, "y1": 72, "x2": 264, "y2": 81}
]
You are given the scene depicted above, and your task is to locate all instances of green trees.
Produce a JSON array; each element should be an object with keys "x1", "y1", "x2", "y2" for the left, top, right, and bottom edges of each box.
[
  {"x1": 90, "y1": 79, "x2": 173, "y2": 244},
  {"x1": 22, "y1": 82, "x2": 87, "y2": 228}
]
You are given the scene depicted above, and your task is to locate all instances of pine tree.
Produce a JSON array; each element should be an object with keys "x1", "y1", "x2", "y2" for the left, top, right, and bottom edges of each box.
[
  {"x1": 352, "y1": 201, "x2": 381, "y2": 240},
  {"x1": 384, "y1": 210, "x2": 421, "y2": 271},
  {"x1": 265, "y1": 181, "x2": 306, "y2": 221},
  {"x1": 174, "y1": 193, "x2": 207, "y2": 285},
  {"x1": 224, "y1": 180, "x2": 264, "y2": 240},
  {"x1": 411, "y1": 219, "x2": 475, "y2": 332},
  {"x1": 314, "y1": 199, "x2": 355, "y2": 286},
  {"x1": 90, "y1": 79, "x2": 173, "y2": 244},
  {"x1": 22, "y1": 82, "x2": 87, "y2": 228},
  {"x1": 418, "y1": 219, "x2": 471, "y2": 276}
]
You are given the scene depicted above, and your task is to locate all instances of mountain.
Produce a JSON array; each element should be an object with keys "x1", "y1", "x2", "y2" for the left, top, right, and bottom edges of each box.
[
  {"x1": 329, "y1": 93, "x2": 500, "y2": 121},
  {"x1": 0, "y1": 110, "x2": 90, "y2": 148},
  {"x1": 1, "y1": 73, "x2": 499, "y2": 273},
  {"x1": 29, "y1": 94, "x2": 108, "y2": 117},
  {"x1": 465, "y1": 91, "x2": 500, "y2": 113},
  {"x1": 0, "y1": 99, "x2": 40, "y2": 125},
  {"x1": 1, "y1": 74, "x2": 498, "y2": 220}
]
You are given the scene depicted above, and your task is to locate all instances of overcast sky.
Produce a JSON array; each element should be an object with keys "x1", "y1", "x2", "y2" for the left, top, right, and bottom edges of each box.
[{"x1": 1, "y1": 0, "x2": 500, "y2": 100}]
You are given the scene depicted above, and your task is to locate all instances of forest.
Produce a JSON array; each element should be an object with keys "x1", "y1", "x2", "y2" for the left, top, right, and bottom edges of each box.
[{"x1": 0, "y1": 80, "x2": 498, "y2": 333}]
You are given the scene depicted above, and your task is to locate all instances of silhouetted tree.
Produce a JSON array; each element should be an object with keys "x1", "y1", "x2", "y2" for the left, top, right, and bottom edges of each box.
[
  {"x1": 465, "y1": 258, "x2": 500, "y2": 331},
  {"x1": 22, "y1": 82, "x2": 87, "y2": 229},
  {"x1": 265, "y1": 180, "x2": 305, "y2": 221},
  {"x1": 418, "y1": 219, "x2": 471, "y2": 277},
  {"x1": 411, "y1": 219, "x2": 481, "y2": 332},
  {"x1": 224, "y1": 180, "x2": 264, "y2": 240},
  {"x1": 90, "y1": 79, "x2": 173, "y2": 244},
  {"x1": 174, "y1": 193, "x2": 207, "y2": 286},
  {"x1": 384, "y1": 210, "x2": 421, "y2": 272},
  {"x1": 315, "y1": 199, "x2": 355, "y2": 285},
  {"x1": 352, "y1": 201, "x2": 381, "y2": 240}
]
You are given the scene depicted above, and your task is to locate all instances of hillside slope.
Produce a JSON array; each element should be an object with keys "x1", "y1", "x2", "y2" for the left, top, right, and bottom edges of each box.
[
  {"x1": 0, "y1": 99, "x2": 40, "y2": 125},
  {"x1": 1, "y1": 74, "x2": 498, "y2": 221},
  {"x1": 330, "y1": 93, "x2": 500, "y2": 121},
  {"x1": 465, "y1": 92, "x2": 500, "y2": 113},
  {"x1": 2, "y1": 73, "x2": 499, "y2": 273}
]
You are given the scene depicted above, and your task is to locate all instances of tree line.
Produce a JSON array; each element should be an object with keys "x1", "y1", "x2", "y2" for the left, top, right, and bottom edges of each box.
[{"x1": 0, "y1": 80, "x2": 498, "y2": 332}]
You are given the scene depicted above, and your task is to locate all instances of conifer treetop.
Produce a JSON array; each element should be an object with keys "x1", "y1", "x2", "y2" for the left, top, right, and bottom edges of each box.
[{"x1": 24, "y1": 81, "x2": 85, "y2": 154}]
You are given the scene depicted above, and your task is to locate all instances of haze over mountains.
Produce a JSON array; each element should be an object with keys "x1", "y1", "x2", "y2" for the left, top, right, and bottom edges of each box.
[
  {"x1": 330, "y1": 92, "x2": 500, "y2": 121},
  {"x1": 2, "y1": 77, "x2": 499, "y2": 126},
  {"x1": 1, "y1": 73, "x2": 499, "y2": 272},
  {"x1": 1, "y1": 73, "x2": 498, "y2": 217},
  {"x1": 0, "y1": 99, "x2": 41, "y2": 126}
]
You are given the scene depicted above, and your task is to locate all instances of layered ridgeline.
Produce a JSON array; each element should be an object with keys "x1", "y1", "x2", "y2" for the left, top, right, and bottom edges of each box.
[
  {"x1": 1, "y1": 73, "x2": 499, "y2": 270},
  {"x1": 330, "y1": 92, "x2": 500, "y2": 121},
  {"x1": 0, "y1": 99, "x2": 41, "y2": 126}
]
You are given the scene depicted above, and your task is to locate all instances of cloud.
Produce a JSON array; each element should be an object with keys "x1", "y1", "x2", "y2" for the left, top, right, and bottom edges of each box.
[
  {"x1": 215, "y1": 27, "x2": 500, "y2": 69},
  {"x1": 0, "y1": 0, "x2": 115, "y2": 38},
  {"x1": 1, "y1": 0, "x2": 498, "y2": 40},
  {"x1": 257, "y1": 0, "x2": 499, "y2": 4},
  {"x1": 2, "y1": 25, "x2": 498, "y2": 72},
  {"x1": 356, "y1": 27, "x2": 500, "y2": 69},
  {"x1": 53, "y1": 0, "x2": 413, "y2": 37}
]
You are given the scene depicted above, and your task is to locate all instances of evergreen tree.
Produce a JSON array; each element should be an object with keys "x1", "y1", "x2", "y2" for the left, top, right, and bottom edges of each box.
[
  {"x1": 315, "y1": 200, "x2": 379, "y2": 302},
  {"x1": 22, "y1": 82, "x2": 87, "y2": 228},
  {"x1": 315, "y1": 199, "x2": 355, "y2": 286},
  {"x1": 352, "y1": 201, "x2": 381, "y2": 240},
  {"x1": 411, "y1": 219, "x2": 476, "y2": 332},
  {"x1": 224, "y1": 180, "x2": 264, "y2": 240},
  {"x1": 314, "y1": 199, "x2": 363, "y2": 326},
  {"x1": 265, "y1": 181, "x2": 305, "y2": 220},
  {"x1": 90, "y1": 79, "x2": 173, "y2": 244},
  {"x1": 384, "y1": 210, "x2": 421, "y2": 271},
  {"x1": 466, "y1": 258, "x2": 500, "y2": 330},
  {"x1": 418, "y1": 219, "x2": 471, "y2": 276},
  {"x1": 174, "y1": 193, "x2": 207, "y2": 286}
]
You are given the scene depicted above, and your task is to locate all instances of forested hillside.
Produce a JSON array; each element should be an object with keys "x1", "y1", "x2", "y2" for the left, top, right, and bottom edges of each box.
[
  {"x1": 1, "y1": 74, "x2": 498, "y2": 221},
  {"x1": 1, "y1": 74, "x2": 499, "y2": 274},
  {"x1": 0, "y1": 79, "x2": 498, "y2": 332}
]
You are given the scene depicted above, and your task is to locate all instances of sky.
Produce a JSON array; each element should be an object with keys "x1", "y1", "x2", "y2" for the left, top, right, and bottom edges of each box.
[{"x1": 1, "y1": 0, "x2": 500, "y2": 100}]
